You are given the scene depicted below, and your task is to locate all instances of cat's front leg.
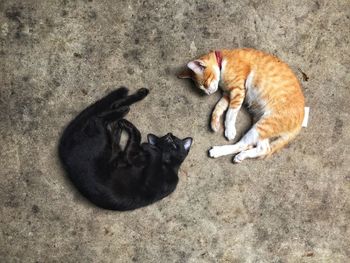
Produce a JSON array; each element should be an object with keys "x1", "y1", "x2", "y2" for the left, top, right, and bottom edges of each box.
[
  {"x1": 118, "y1": 119, "x2": 142, "y2": 162},
  {"x1": 211, "y1": 94, "x2": 229, "y2": 132},
  {"x1": 224, "y1": 88, "x2": 245, "y2": 140}
]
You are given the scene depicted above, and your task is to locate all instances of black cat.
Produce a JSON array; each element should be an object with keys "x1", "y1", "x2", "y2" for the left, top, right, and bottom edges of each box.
[{"x1": 58, "y1": 87, "x2": 193, "y2": 211}]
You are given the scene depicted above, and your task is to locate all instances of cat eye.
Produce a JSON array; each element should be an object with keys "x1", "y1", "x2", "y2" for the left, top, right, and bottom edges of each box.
[{"x1": 195, "y1": 60, "x2": 206, "y2": 69}]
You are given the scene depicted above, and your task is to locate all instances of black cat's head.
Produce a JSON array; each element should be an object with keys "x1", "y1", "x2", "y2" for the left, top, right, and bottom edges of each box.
[{"x1": 147, "y1": 133, "x2": 193, "y2": 165}]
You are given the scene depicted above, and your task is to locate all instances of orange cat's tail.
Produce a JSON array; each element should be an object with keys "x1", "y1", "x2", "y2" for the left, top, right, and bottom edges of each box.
[{"x1": 265, "y1": 129, "x2": 301, "y2": 158}]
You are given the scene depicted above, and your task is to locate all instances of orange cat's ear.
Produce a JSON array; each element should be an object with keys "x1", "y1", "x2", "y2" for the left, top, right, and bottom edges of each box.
[
  {"x1": 187, "y1": 60, "x2": 206, "y2": 75},
  {"x1": 177, "y1": 68, "x2": 192, "y2": 79}
]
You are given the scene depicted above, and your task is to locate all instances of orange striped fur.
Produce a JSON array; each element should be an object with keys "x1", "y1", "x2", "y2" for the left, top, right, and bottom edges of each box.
[{"x1": 179, "y1": 48, "x2": 305, "y2": 162}]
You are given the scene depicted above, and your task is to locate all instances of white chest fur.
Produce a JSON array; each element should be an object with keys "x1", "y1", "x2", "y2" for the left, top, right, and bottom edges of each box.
[
  {"x1": 218, "y1": 60, "x2": 227, "y2": 89},
  {"x1": 244, "y1": 71, "x2": 268, "y2": 117}
]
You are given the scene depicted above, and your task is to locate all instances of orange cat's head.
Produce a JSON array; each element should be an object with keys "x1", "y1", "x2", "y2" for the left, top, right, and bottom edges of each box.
[{"x1": 178, "y1": 52, "x2": 220, "y2": 95}]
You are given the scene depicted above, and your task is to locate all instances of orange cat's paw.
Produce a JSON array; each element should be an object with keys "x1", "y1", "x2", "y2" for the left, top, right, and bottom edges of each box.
[{"x1": 211, "y1": 118, "x2": 221, "y2": 132}]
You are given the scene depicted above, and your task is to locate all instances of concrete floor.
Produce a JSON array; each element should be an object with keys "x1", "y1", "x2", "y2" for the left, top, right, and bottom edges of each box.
[{"x1": 1, "y1": 0, "x2": 350, "y2": 262}]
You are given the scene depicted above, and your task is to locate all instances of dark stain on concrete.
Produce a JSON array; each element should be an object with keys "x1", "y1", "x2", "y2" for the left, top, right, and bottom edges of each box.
[
  {"x1": 332, "y1": 118, "x2": 343, "y2": 143},
  {"x1": 5, "y1": 6, "x2": 22, "y2": 22},
  {"x1": 123, "y1": 49, "x2": 142, "y2": 63},
  {"x1": 32, "y1": 205, "x2": 40, "y2": 214},
  {"x1": 127, "y1": 68, "x2": 134, "y2": 75},
  {"x1": 87, "y1": 10, "x2": 97, "y2": 20}
]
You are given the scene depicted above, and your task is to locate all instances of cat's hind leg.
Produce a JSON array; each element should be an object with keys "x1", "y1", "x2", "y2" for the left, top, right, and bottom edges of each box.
[
  {"x1": 264, "y1": 130, "x2": 300, "y2": 158},
  {"x1": 98, "y1": 106, "x2": 130, "y2": 122},
  {"x1": 111, "y1": 88, "x2": 149, "y2": 109},
  {"x1": 118, "y1": 119, "x2": 142, "y2": 162},
  {"x1": 232, "y1": 116, "x2": 301, "y2": 162},
  {"x1": 209, "y1": 126, "x2": 259, "y2": 158},
  {"x1": 90, "y1": 87, "x2": 129, "y2": 114},
  {"x1": 233, "y1": 139, "x2": 270, "y2": 163},
  {"x1": 99, "y1": 87, "x2": 129, "y2": 107},
  {"x1": 107, "y1": 122, "x2": 123, "y2": 159},
  {"x1": 109, "y1": 118, "x2": 142, "y2": 162}
]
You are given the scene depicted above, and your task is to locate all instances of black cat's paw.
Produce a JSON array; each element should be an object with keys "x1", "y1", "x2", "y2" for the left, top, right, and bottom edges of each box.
[{"x1": 137, "y1": 88, "x2": 149, "y2": 97}]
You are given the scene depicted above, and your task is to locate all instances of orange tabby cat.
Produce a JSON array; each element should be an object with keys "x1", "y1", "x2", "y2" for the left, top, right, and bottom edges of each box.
[{"x1": 179, "y1": 48, "x2": 305, "y2": 163}]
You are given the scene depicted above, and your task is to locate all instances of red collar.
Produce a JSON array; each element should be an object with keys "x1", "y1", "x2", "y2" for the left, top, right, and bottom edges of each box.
[{"x1": 215, "y1": 50, "x2": 223, "y2": 70}]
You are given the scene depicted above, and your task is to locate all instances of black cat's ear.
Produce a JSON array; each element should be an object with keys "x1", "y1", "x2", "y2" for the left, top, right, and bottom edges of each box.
[
  {"x1": 147, "y1": 134, "x2": 159, "y2": 145},
  {"x1": 182, "y1": 137, "x2": 193, "y2": 152}
]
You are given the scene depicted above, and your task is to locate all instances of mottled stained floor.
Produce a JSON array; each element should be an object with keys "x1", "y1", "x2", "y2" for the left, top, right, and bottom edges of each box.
[{"x1": 1, "y1": 0, "x2": 350, "y2": 262}]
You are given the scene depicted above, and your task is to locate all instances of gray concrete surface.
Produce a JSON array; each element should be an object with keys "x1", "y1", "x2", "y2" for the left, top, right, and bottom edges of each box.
[{"x1": 1, "y1": 0, "x2": 350, "y2": 262}]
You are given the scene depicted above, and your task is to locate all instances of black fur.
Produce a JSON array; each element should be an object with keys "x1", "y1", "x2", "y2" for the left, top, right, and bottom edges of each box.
[{"x1": 58, "y1": 87, "x2": 193, "y2": 211}]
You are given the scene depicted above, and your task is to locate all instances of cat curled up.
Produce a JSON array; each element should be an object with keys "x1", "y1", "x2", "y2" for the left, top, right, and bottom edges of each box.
[
  {"x1": 59, "y1": 87, "x2": 192, "y2": 211},
  {"x1": 179, "y1": 48, "x2": 305, "y2": 163}
]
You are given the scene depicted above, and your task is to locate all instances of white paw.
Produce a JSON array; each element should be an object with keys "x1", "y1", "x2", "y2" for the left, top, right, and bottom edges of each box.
[
  {"x1": 209, "y1": 146, "x2": 223, "y2": 158},
  {"x1": 233, "y1": 153, "x2": 245, "y2": 163},
  {"x1": 225, "y1": 126, "x2": 236, "y2": 141}
]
